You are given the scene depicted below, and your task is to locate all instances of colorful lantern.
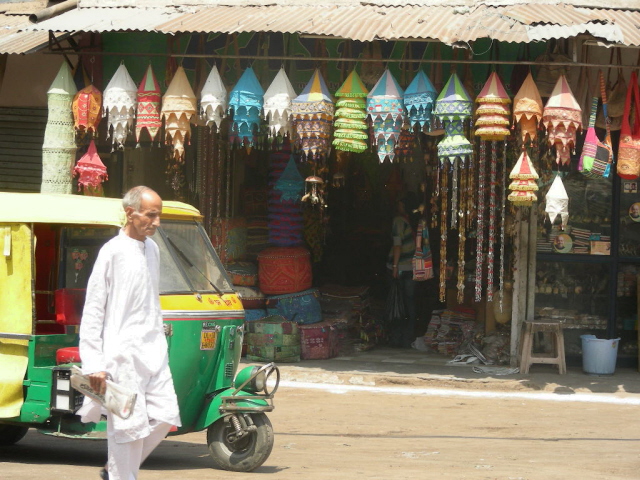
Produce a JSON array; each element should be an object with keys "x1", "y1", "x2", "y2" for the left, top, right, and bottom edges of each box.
[
  {"x1": 263, "y1": 67, "x2": 296, "y2": 140},
  {"x1": 42, "y1": 62, "x2": 77, "y2": 194},
  {"x1": 103, "y1": 63, "x2": 137, "y2": 148},
  {"x1": 73, "y1": 140, "x2": 107, "y2": 196},
  {"x1": 161, "y1": 66, "x2": 197, "y2": 162},
  {"x1": 367, "y1": 69, "x2": 405, "y2": 163},
  {"x1": 136, "y1": 64, "x2": 162, "y2": 143},
  {"x1": 474, "y1": 72, "x2": 511, "y2": 303},
  {"x1": 333, "y1": 70, "x2": 368, "y2": 153},
  {"x1": 200, "y1": 64, "x2": 227, "y2": 131},
  {"x1": 513, "y1": 72, "x2": 543, "y2": 145},
  {"x1": 404, "y1": 70, "x2": 437, "y2": 131},
  {"x1": 545, "y1": 174, "x2": 569, "y2": 228},
  {"x1": 507, "y1": 150, "x2": 539, "y2": 207},
  {"x1": 228, "y1": 66, "x2": 264, "y2": 149},
  {"x1": 72, "y1": 84, "x2": 102, "y2": 136},
  {"x1": 274, "y1": 154, "x2": 304, "y2": 202},
  {"x1": 292, "y1": 69, "x2": 334, "y2": 160},
  {"x1": 542, "y1": 75, "x2": 582, "y2": 165},
  {"x1": 434, "y1": 72, "x2": 473, "y2": 303}
]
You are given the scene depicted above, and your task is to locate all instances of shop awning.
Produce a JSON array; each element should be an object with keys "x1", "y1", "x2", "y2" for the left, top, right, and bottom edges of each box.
[
  {"x1": 0, "y1": 2, "x2": 71, "y2": 55},
  {"x1": 24, "y1": 1, "x2": 640, "y2": 46}
]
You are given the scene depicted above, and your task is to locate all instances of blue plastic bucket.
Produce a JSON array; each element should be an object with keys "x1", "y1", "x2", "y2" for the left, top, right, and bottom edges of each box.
[{"x1": 580, "y1": 335, "x2": 620, "y2": 375}]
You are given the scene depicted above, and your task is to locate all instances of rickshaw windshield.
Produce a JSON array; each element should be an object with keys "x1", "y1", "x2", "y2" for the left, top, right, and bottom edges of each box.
[{"x1": 152, "y1": 221, "x2": 233, "y2": 294}]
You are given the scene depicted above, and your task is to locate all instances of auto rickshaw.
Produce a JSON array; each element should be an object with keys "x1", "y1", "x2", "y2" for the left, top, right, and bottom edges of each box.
[{"x1": 0, "y1": 192, "x2": 279, "y2": 472}]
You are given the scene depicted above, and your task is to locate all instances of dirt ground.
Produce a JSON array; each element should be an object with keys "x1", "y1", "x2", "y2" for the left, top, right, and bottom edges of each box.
[{"x1": 2, "y1": 384, "x2": 639, "y2": 480}]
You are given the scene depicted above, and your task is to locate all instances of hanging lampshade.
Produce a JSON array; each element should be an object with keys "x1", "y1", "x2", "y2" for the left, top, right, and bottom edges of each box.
[
  {"x1": 513, "y1": 72, "x2": 543, "y2": 145},
  {"x1": 367, "y1": 69, "x2": 405, "y2": 163},
  {"x1": 228, "y1": 66, "x2": 264, "y2": 149},
  {"x1": 161, "y1": 66, "x2": 197, "y2": 162},
  {"x1": 103, "y1": 62, "x2": 137, "y2": 148},
  {"x1": 542, "y1": 75, "x2": 582, "y2": 165},
  {"x1": 136, "y1": 64, "x2": 162, "y2": 143},
  {"x1": 42, "y1": 62, "x2": 77, "y2": 194},
  {"x1": 263, "y1": 67, "x2": 296, "y2": 139},
  {"x1": 73, "y1": 139, "x2": 107, "y2": 196},
  {"x1": 333, "y1": 69, "x2": 368, "y2": 153},
  {"x1": 507, "y1": 150, "x2": 540, "y2": 206},
  {"x1": 434, "y1": 72, "x2": 473, "y2": 166},
  {"x1": 474, "y1": 72, "x2": 511, "y2": 141},
  {"x1": 200, "y1": 64, "x2": 227, "y2": 131},
  {"x1": 404, "y1": 70, "x2": 437, "y2": 131},
  {"x1": 274, "y1": 154, "x2": 304, "y2": 202},
  {"x1": 291, "y1": 69, "x2": 335, "y2": 160},
  {"x1": 72, "y1": 84, "x2": 102, "y2": 136},
  {"x1": 545, "y1": 174, "x2": 569, "y2": 227}
]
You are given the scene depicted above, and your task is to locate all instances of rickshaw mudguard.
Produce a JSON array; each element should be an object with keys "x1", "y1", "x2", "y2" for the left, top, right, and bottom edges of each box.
[{"x1": 193, "y1": 388, "x2": 270, "y2": 432}]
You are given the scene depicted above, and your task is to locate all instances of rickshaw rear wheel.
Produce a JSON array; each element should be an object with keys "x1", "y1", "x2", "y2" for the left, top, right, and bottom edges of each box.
[
  {"x1": 0, "y1": 425, "x2": 29, "y2": 446},
  {"x1": 206, "y1": 413, "x2": 273, "y2": 472}
]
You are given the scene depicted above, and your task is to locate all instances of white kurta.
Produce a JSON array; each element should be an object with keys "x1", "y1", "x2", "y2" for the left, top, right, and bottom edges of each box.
[{"x1": 79, "y1": 230, "x2": 181, "y2": 443}]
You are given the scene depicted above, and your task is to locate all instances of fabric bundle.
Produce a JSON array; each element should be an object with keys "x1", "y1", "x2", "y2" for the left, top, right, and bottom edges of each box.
[
  {"x1": 404, "y1": 70, "x2": 437, "y2": 132},
  {"x1": 200, "y1": 64, "x2": 227, "y2": 131},
  {"x1": 161, "y1": 66, "x2": 197, "y2": 162},
  {"x1": 263, "y1": 67, "x2": 296, "y2": 140},
  {"x1": 103, "y1": 63, "x2": 137, "y2": 148},
  {"x1": 73, "y1": 139, "x2": 108, "y2": 196},
  {"x1": 332, "y1": 70, "x2": 368, "y2": 153},
  {"x1": 136, "y1": 65, "x2": 162, "y2": 143},
  {"x1": 542, "y1": 75, "x2": 582, "y2": 165},
  {"x1": 228, "y1": 66, "x2": 264, "y2": 149},
  {"x1": 513, "y1": 72, "x2": 543, "y2": 145},
  {"x1": 42, "y1": 62, "x2": 78, "y2": 194},
  {"x1": 367, "y1": 69, "x2": 405, "y2": 163},
  {"x1": 292, "y1": 69, "x2": 334, "y2": 160}
]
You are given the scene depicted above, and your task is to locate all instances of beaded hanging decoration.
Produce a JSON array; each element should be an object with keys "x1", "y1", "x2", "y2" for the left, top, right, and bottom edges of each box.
[
  {"x1": 434, "y1": 73, "x2": 473, "y2": 303},
  {"x1": 439, "y1": 166, "x2": 448, "y2": 303},
  {"x1": 474, "y1": 72, "x2": 511, "y2": 303}
]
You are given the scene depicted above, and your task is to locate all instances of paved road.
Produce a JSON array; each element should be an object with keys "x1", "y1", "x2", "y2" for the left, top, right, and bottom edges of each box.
[{"x1": 2, "y1": 383, "x2": 639, "y2": 479}]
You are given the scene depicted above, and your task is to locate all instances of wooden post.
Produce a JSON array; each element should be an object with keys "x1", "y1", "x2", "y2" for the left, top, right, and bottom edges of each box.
[{"x1": 510, "y1": 209, "x2": 522, "y2": 367}]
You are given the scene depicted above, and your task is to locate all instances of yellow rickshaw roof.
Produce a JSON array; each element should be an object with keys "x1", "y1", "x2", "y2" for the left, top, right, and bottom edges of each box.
[{"x1": 0, "y1": 192, "x2": 201, "y2": 226}]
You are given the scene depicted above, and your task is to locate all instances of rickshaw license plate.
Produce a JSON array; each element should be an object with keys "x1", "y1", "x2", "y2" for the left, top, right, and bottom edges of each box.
[{"x1": 200, "y1": 330, "x2": 218, "y2": 350}]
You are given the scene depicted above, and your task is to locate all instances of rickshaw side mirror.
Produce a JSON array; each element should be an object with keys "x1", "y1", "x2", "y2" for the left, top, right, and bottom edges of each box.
[{"x1": 54, "y1": 289, "x2": 86, "y2": 325}]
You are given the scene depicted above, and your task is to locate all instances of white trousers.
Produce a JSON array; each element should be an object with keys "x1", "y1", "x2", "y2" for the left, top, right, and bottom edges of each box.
[{"x1": 107, "y1": 418, "x2": 172, "y2": 480}]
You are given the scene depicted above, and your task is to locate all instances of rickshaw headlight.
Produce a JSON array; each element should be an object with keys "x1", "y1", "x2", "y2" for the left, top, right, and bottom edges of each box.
[{"x1": 234, "y1": 366, "x2": 266, "y2": 393}]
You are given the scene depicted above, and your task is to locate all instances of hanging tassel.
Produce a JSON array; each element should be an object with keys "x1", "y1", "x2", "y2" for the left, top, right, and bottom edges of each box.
[
  {"x1": 487, "y1": 140, "x2": 498, "y2": 302},
  {"x1": 439, "y1": 165, "x2": 448, "y2": 303},
  {"x1": 475, "y1": 140, "x2": 487, "y2": 302},
  {"x1": 457, "y1": 163, "x2": 467, "y2": 304},
  {"x1": 499, "y1": 138, "x2": 508, "y2": 312},
  {"x1": 451, "y1": 157, "x2": 458, "y2": 229}
]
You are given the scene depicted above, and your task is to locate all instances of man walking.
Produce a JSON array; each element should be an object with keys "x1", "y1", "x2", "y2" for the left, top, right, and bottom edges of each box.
[{"x1": 78, "y1": 186, "x2": 181, "y2": 479}]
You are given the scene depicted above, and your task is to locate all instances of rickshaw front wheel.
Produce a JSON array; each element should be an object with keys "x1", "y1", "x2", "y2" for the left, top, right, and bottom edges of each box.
[
  {"x1": 206, "y1": 413, "x2": 274, "y2": 472},
  {"x1": 0, "y1": 425, "x2": 29, "y2": 446}
]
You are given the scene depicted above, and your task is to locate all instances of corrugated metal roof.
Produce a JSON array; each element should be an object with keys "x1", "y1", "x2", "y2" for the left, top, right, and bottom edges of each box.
[
  {"x1": 0, "y1": 10, "x2": 68, "y2": 54},
  {"x1": 25, "y1": 3, "x2": 640, "y2": 46},
  {"x1": 26, "y1": 6, "x2": 188, "y2": 33}
]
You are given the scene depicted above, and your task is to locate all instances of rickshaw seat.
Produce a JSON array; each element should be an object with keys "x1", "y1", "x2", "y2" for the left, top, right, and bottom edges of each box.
[
  {"x1": 56, "y1": 346, "x2": 81, "y2": 365},
  {"x1": 55, "y1": 289, "x2": 86, "y2": 325}
]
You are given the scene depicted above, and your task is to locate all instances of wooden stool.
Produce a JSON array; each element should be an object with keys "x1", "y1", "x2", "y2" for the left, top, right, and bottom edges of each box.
[{"x1": 520, "y1": 319, "x2": 566, "y2": 374}]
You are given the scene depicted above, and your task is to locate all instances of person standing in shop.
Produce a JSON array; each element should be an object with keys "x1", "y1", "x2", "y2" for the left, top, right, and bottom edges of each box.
[{"x1": 387, "y1": 192, "x2": 419, "y2": 348}]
